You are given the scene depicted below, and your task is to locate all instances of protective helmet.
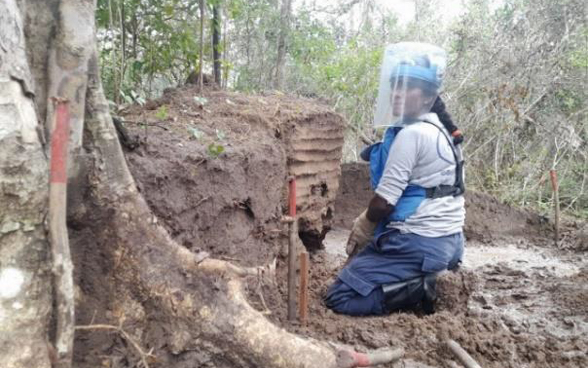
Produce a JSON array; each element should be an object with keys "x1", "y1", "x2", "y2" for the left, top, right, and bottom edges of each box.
[{"x1": 373, "y1": 42, "x2": 447, "y2": 127}]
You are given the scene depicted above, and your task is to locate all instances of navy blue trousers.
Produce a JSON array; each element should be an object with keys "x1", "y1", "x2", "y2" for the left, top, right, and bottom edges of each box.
[{"x1": 325, "y1": 229, "x2": 464, "y2": 316}]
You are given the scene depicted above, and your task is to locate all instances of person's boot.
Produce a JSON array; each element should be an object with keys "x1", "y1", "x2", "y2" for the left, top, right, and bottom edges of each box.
[{"x1": 382, "y1": 274, "x2": 438, "y2": 314}]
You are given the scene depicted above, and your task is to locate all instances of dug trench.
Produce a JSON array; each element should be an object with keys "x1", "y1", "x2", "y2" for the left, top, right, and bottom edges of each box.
[{"x1": 71, "y1": 86, "x2": 588, "y2": 368}]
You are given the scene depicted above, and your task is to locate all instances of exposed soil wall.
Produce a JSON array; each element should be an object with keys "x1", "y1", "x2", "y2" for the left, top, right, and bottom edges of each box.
[
  {"x1": 333, "y1": 162, "x2": 551, "y2": 242},
  {"x1": 120, "y1": 86, "x2": 344, "y2": 263}
]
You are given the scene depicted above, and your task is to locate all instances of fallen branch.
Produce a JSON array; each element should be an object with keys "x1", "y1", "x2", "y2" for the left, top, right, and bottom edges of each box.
[
  {"x1": 446, "y1": 340, "x2": 482, "y2": 368},
  {"x1": 75, "y1": 324, "x2": 155, "y2": 368}
]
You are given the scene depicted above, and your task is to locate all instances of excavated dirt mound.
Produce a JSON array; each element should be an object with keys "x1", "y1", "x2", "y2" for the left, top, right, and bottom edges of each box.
[
  {"x1": 120, "y1": 86, "x2": 345, "y2": 263},
  {"x1": 333, "y1": 162, "x2": 551, "y2": 243}
]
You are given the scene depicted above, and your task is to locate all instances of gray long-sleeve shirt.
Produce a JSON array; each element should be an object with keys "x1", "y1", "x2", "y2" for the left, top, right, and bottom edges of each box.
[{"x1": 374, "y1": 112, "x2": 465, "y2": 237}]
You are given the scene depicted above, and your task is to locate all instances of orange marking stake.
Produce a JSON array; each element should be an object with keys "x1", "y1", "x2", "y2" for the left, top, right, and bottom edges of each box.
[
  {"x1": 288, "y1": 177, "x2": 296, "y2": 217},
  {"x1": 298, "y1": 251, "x2": 309, "y2": 325}
]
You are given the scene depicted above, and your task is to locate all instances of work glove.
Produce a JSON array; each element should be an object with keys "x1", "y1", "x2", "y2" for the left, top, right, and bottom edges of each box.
[{"x1": 345, "y1": 210, "x2": 377, "y2": 257}]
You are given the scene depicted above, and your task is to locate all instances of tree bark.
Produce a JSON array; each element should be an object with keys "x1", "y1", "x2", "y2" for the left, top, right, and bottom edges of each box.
[
  {"x1": 198, "y1": 0, "x2": 205, "y2": 92},
  {"x1": 45, "y1": 0, "x2": 96, "y2": 180},
  {"x1": 0, "y1": 1, "x2": 52, "y2": 367},
  {"x1": 274, "y1": 0, "x2": 293, "y2": 90},
  {"x1": 212, "y1": 2, "x2": 222, "y2": 86}
]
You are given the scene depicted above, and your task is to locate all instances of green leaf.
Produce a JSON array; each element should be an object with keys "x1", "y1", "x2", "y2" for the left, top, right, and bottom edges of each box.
[
  {"x1": 188, "y1": 127, "x2": 203, "y2": 140},
  {"x1": 194, "y1": 96, "x2": 208, "y2": 106},
  {"x1": 155, "y1": 105, "x2": 169, "y2": 120},
  {"x1": 164, "y1": 4, "x2": 174, "y2": 17},
  {"x1": 208, "y1": 143, "x2": 225, "y2": 158}
]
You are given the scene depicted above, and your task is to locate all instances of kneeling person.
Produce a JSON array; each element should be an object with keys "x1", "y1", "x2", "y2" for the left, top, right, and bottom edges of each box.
[{"x1": 325, "y1": 42, "x2": 465, "y2": 316}]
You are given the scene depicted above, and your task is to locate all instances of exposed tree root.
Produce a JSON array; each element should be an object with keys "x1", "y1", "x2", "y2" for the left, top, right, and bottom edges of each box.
[
  {"x1": 80, "y1": 45, "x2": 344, "y2": 368},
  {"x1": 80, "y1": 44, "x2": 410, "y2": 368}
]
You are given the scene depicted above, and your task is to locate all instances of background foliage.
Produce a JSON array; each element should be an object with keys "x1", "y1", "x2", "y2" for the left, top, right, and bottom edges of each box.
[{"x1": 97, "y1": 0, "x2": 588, "y2": 218}]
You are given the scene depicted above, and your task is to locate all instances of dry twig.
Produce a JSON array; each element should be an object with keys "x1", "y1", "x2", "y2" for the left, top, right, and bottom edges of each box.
[{"x1": 75, "y1": 324, "x2": 155, "y2": 368}]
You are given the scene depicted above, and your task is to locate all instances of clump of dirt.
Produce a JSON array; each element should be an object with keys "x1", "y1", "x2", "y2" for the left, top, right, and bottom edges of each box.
[
  {"x1": 463, "y1": 190, "x2": 550, "y2": 242},
  {"x1": 119, "y1": 85, "x2": 345, "y2": 263},
  {"x1": 435, "y1": 269, "x2": 478, "y2": 314},
  {"x1": 332, "y1": 162, "x2": 373, "y2": 228}
]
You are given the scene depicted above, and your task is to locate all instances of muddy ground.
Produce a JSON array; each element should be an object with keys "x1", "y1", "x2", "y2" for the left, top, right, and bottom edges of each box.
[{"x1": 73, "y1": 87, "x2": 588, "y2": 368}]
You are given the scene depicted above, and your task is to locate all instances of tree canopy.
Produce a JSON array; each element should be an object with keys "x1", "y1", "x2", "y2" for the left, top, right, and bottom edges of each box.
[{"x1": 97, "y1": 0, "x2": 587, "y2": 217}]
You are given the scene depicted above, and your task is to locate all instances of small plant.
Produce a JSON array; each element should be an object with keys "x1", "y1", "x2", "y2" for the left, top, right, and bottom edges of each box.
[
  {"x1": 188, "y1": 127, "x2": 203, "y2": 140},
  {"x1": 215, "y1": 129, "x2": 226, "y2": 140},
  {"x1": 155, "y1": 105, "x2": 169, "y2": 120},
  {"x1": 207, "y1": 143, "x2": 225, "y2": 158},
  {"x1": 193, "y1": 96, "x2": 208, "y2": 106}
]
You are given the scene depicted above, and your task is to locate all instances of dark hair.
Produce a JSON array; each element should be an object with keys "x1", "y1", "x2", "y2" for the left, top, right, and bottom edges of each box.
[
  {"x1": 390, "y1": 77, "x2": 437, "y2": 95},
  {"x1": 389, "y1": 76, "x2": 464, "y2": 145},
  {"x1": 430, "y1": 96, "x2": 463, "y2": 145}
]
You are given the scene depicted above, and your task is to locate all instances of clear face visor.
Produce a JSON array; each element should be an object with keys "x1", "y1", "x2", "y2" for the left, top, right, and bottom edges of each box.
[{"x1": 373, "y1": 43, "x2": 447, "y2": 127}]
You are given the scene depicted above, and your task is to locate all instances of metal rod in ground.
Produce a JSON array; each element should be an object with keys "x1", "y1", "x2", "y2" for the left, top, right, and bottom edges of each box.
[
  {"x1": 549, "y1": 169, "x2": 560, "y2": 245},
  {"x1": 298, "y1": 251, "x2": 309, "y2": 325},
  {"x1": 287, "y1": 177, "x2": 297, "y2": 321},
  {"x1": 446, "y1": 339, "x2": 482, "y2": 368},
  {"x1": 336, "y1": 348, "x2": 404, "y2": 368}
]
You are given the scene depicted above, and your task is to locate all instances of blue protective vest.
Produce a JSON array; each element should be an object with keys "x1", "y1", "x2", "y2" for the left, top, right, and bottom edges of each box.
[{"x1": 361, "y1": 126, "x2": 428, "y2": 236}]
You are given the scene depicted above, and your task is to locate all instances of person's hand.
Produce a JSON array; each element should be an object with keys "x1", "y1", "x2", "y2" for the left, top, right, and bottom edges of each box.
[{"x1": 345, "y1": 210, "x2": 377, "y2": 257}]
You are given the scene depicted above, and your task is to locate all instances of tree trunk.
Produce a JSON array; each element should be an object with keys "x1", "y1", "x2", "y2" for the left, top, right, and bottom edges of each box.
[
  {"x1": 199, "y1": 0, "x2": 205, "y2": 92},
  {"x1": 0, "y1": 1, "x2": 352, "y2": 368},
  {"x1": 0, "y1": 1, "x2": 52, "y2": 367},
  {"x1": 212, "y1": 3, "x2": 222, "y2": 86},
  {"x1": 274, "y1": 0, "x2": 293, "y2": 90}
]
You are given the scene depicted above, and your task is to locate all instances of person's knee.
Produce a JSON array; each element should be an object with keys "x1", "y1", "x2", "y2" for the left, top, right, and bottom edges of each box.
[{"x1": 326, "y1": 288, "x2": 385, "y2": 316}]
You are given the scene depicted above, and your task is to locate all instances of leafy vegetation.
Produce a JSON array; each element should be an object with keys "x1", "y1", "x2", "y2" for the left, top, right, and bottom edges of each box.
[{"x1": 97, "y1": 0, "x2": 587, "y2": 218}]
